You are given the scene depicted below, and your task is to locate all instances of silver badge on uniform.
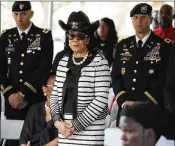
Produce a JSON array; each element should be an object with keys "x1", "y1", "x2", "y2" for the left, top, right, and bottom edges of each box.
[{"x1": 141, "y1": 5, "x2": 147, "y2": 13}]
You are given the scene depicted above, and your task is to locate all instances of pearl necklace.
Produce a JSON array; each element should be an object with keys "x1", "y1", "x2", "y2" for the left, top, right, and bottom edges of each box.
[{"x1": 72, "y1": 52, "x2": 88, "y2": 65}]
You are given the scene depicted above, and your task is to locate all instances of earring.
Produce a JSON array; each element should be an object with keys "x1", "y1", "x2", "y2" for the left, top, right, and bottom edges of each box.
[{"x1": 44, "y1": 93, "x2": 47, "y2": 96}]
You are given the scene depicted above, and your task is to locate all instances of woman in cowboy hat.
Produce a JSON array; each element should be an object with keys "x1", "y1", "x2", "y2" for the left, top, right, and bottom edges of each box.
[{"x1": 50, "y1": 11, "x2": 111, "y2": 145}]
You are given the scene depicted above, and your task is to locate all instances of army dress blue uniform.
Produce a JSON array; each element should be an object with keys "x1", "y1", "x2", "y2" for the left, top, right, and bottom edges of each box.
[
  {"x1": 111, "y1": 31, "x2": 173, "y2": 121},
  {"x1": 0, "y1": 24, "x2": 53, "y2": 120}
]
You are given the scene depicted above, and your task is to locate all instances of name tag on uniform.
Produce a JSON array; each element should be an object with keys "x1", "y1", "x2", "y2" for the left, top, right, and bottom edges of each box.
[{"x1": 5, "y1": 47, "x2": 15, "y2": 52}]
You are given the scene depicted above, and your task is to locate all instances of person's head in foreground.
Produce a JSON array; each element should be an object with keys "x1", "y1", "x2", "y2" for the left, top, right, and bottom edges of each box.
[
  {"x1": 119, "y1": 101, "x2": 166, "y2": 146},
  {"x1": 130, "y1": 3, "x2": 152, "y2": 35},
  {"x1": 12, "y1": 1, "x2": 33, "y2": 31},
  {"x1": 59, "y1": 11, "x2": 99, "y2": 56}
]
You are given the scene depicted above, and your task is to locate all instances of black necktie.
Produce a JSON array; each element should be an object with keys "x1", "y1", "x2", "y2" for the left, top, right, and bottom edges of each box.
[
  {"x1": 21, "y1": 32, "x2": 26, "y2": 42},
  {"x1": 137, "y1": 40, "x2": 143, "y2": 52}
]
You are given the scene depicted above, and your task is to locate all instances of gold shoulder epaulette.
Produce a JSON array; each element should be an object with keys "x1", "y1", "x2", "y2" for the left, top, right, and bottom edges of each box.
[
  {"x1": 2, "y1": 29, "x2": 7, "y2": 34},
  {"x1": 42, "y1": 28, "x2": 50, "y2": 33},
  {"x1": 164, "y1": 38, "x2": 172, "y2": 43}
]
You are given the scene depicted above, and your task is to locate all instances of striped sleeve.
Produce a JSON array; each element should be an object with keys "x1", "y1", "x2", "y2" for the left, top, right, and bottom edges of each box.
[
  {"x1": 72, "y1": 58, "x2": 111, "y2": 132},
  {"x1": 50, "y1": 71, "x2": 62, "y2": 123}
]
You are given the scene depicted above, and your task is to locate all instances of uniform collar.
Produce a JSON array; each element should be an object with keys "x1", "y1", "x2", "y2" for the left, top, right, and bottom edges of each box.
[
  {"x1": 135, "y1": 30, "x2": 151, "y2": 47},
  {"x1": 17, "y1": 22, "x2": 32, "y2": 38}
]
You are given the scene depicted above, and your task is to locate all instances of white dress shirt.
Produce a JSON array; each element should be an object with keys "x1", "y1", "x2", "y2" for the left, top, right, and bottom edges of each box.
[
  {"x1": 135, "y1": 30, "x2": 151, "y2": 47},
  {"x1": 17, "y1": 22, "x2": 32, "y2": 40}
]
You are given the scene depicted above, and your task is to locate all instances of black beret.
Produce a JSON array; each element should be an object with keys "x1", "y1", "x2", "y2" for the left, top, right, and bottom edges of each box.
[
  {"x1": 130, "y1": 3, "x2": 152, "y2": 17},
  {"x1": 12, "y1": 1, "x2": 31, "y2": 12}
]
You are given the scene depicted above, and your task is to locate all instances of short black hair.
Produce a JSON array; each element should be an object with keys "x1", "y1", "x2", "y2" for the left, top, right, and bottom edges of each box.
[
  {"x1": 120, "y1": 101, "x2": 168, "y2": 140},
  {"x1": 42, "y1": 72, "x2": 55, "y2": 86}
]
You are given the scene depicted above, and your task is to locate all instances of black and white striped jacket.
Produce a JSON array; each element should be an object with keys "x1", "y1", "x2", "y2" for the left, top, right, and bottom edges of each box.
[{"x1": 50, "y1": 53, "x2": 111, "y2": 145}]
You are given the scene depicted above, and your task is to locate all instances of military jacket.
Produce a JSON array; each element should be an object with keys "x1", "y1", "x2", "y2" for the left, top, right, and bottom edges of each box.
[
  {"x1": 112, "y1": 31, "x2": 173, "y2": 108},
  {"x1": 0, "y1": 24, "x2": 53, "y2": 119}
]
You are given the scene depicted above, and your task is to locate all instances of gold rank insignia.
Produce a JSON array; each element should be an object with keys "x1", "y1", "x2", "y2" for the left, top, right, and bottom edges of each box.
[
  {"x1": 121, "y1": 68, "x2": 126, "y2": 75},
  {"x1": 42, "y1": 28, "x2": 50, "y2": 33},
  {"x1": 0, "y1": 84, "x2": 4, "y2": 90},
  {"x1": 8, "y1": 57, "x2": 11, "y2": 64}
]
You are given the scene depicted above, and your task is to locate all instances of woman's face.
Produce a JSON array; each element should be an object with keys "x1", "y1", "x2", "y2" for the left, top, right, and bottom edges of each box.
[
  {"x1": 42, "y1": 76, "x2": 55, "y2": 100},
  {"x1": 68, "y1": 31, "x2": 89, "y2": 53},
  {"x1": 97, "y1": 20, "x2": 109, "y2": 39}
]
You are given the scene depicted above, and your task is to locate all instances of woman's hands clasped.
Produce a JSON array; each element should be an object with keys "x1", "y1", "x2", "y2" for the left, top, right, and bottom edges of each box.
[{"x1": 54, "y1": 121, "x2": 75, "y2": 138}]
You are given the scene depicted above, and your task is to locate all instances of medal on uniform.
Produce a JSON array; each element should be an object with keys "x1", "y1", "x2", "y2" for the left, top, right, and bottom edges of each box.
[
  {"x1": 149, "y1": 69, "x2": 154, "y2": 74},
  {"x1": 27, "y1": 49, "x2": 32, "y2": 53},
  {"x1": 156, "y1": 58, "x2": 161, "y2": 62},
  {"x1": 8, "y1": 39, "x2": 12, "y2": 44},
  {"x1": 37, "y1": 47, "x2": 41, "y2": 50},
  {"x1": 31, "y1": 40, "x2": 36, "y2": 48},
  {"x1": 7, "y1": 57, "x2": 11, "y2": 64},
  {"x1": 27, "y1": 38, "x2": 32, "y2": 42},
  {"x1": 121, "y1": 68, "x2": 126, "y2": 75},
  {"x1": 130, "y1": 45, "x2": 134, "y2": 48},
  {"x1": 14, "y1": 38, "x2": 18, "y2": 42}
]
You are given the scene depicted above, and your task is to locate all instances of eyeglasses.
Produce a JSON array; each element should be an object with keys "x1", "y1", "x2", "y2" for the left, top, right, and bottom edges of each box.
[{"x1": 67, "y1": 32, "x2": 88, "y2": 40}]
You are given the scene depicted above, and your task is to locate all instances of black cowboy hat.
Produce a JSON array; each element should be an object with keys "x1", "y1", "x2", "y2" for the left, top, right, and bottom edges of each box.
[{"x1": 59, "y1": 11, "x2": 99, "y2": 34}]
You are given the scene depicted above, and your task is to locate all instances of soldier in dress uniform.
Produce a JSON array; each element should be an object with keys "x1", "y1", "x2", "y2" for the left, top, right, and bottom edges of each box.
[
  {"x1": 0, "y1": 0, "x2": 53, "y2": 122},
  {"x1": 0, "y1": 2, "x2": 53, "y2": 145},
  {"x1": 111, "y1": 3, "x2": 174, "y2": 125}
]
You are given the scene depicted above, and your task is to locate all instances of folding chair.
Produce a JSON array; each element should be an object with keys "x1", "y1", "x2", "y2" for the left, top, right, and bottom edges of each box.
[
  {"x1": 1, "y1": 119, "x2": 24, "y2": 146},
  {"x1": 104, "y1": 127, "x2": 122, "y2": 146}
]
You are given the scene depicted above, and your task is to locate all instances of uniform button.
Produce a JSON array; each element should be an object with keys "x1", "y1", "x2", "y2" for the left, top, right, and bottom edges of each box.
[
  {"x1": 19, "y1": 79, "x2": 23, "y2": 82},
  {"x1": 8, "y1": 52, "x2": 10, "y2": 54},
  {"x1": 133, "y1": 78, "x2": 136, "y2": 82},
  {"x1": 134, "y1": 70, "x2": 137, "y2": 73},
  {"x1": 20, "y1": 62, "x2": 24, "y2": 66},
  {"x1": 132, "y1": 87, "x2": 135, "y2": 91},
  {"x1": 123, "y1": 61, "x2": 125, "y2": 64},
  {"x1": 151, "y1": 61, "x2": 153, "y2": 64},
  {"x1": 136, "y1": 61, "x2": 139, "y2": 64},
  {"x1": 33, "y1": 51, "x2": 35, "y2": 54},
  {"x1": 19, "y1": 70, "x2": 23, "y2": 74},
  {"x1": 21, "y1": 54, "x2": 24, "y2": 57}
]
